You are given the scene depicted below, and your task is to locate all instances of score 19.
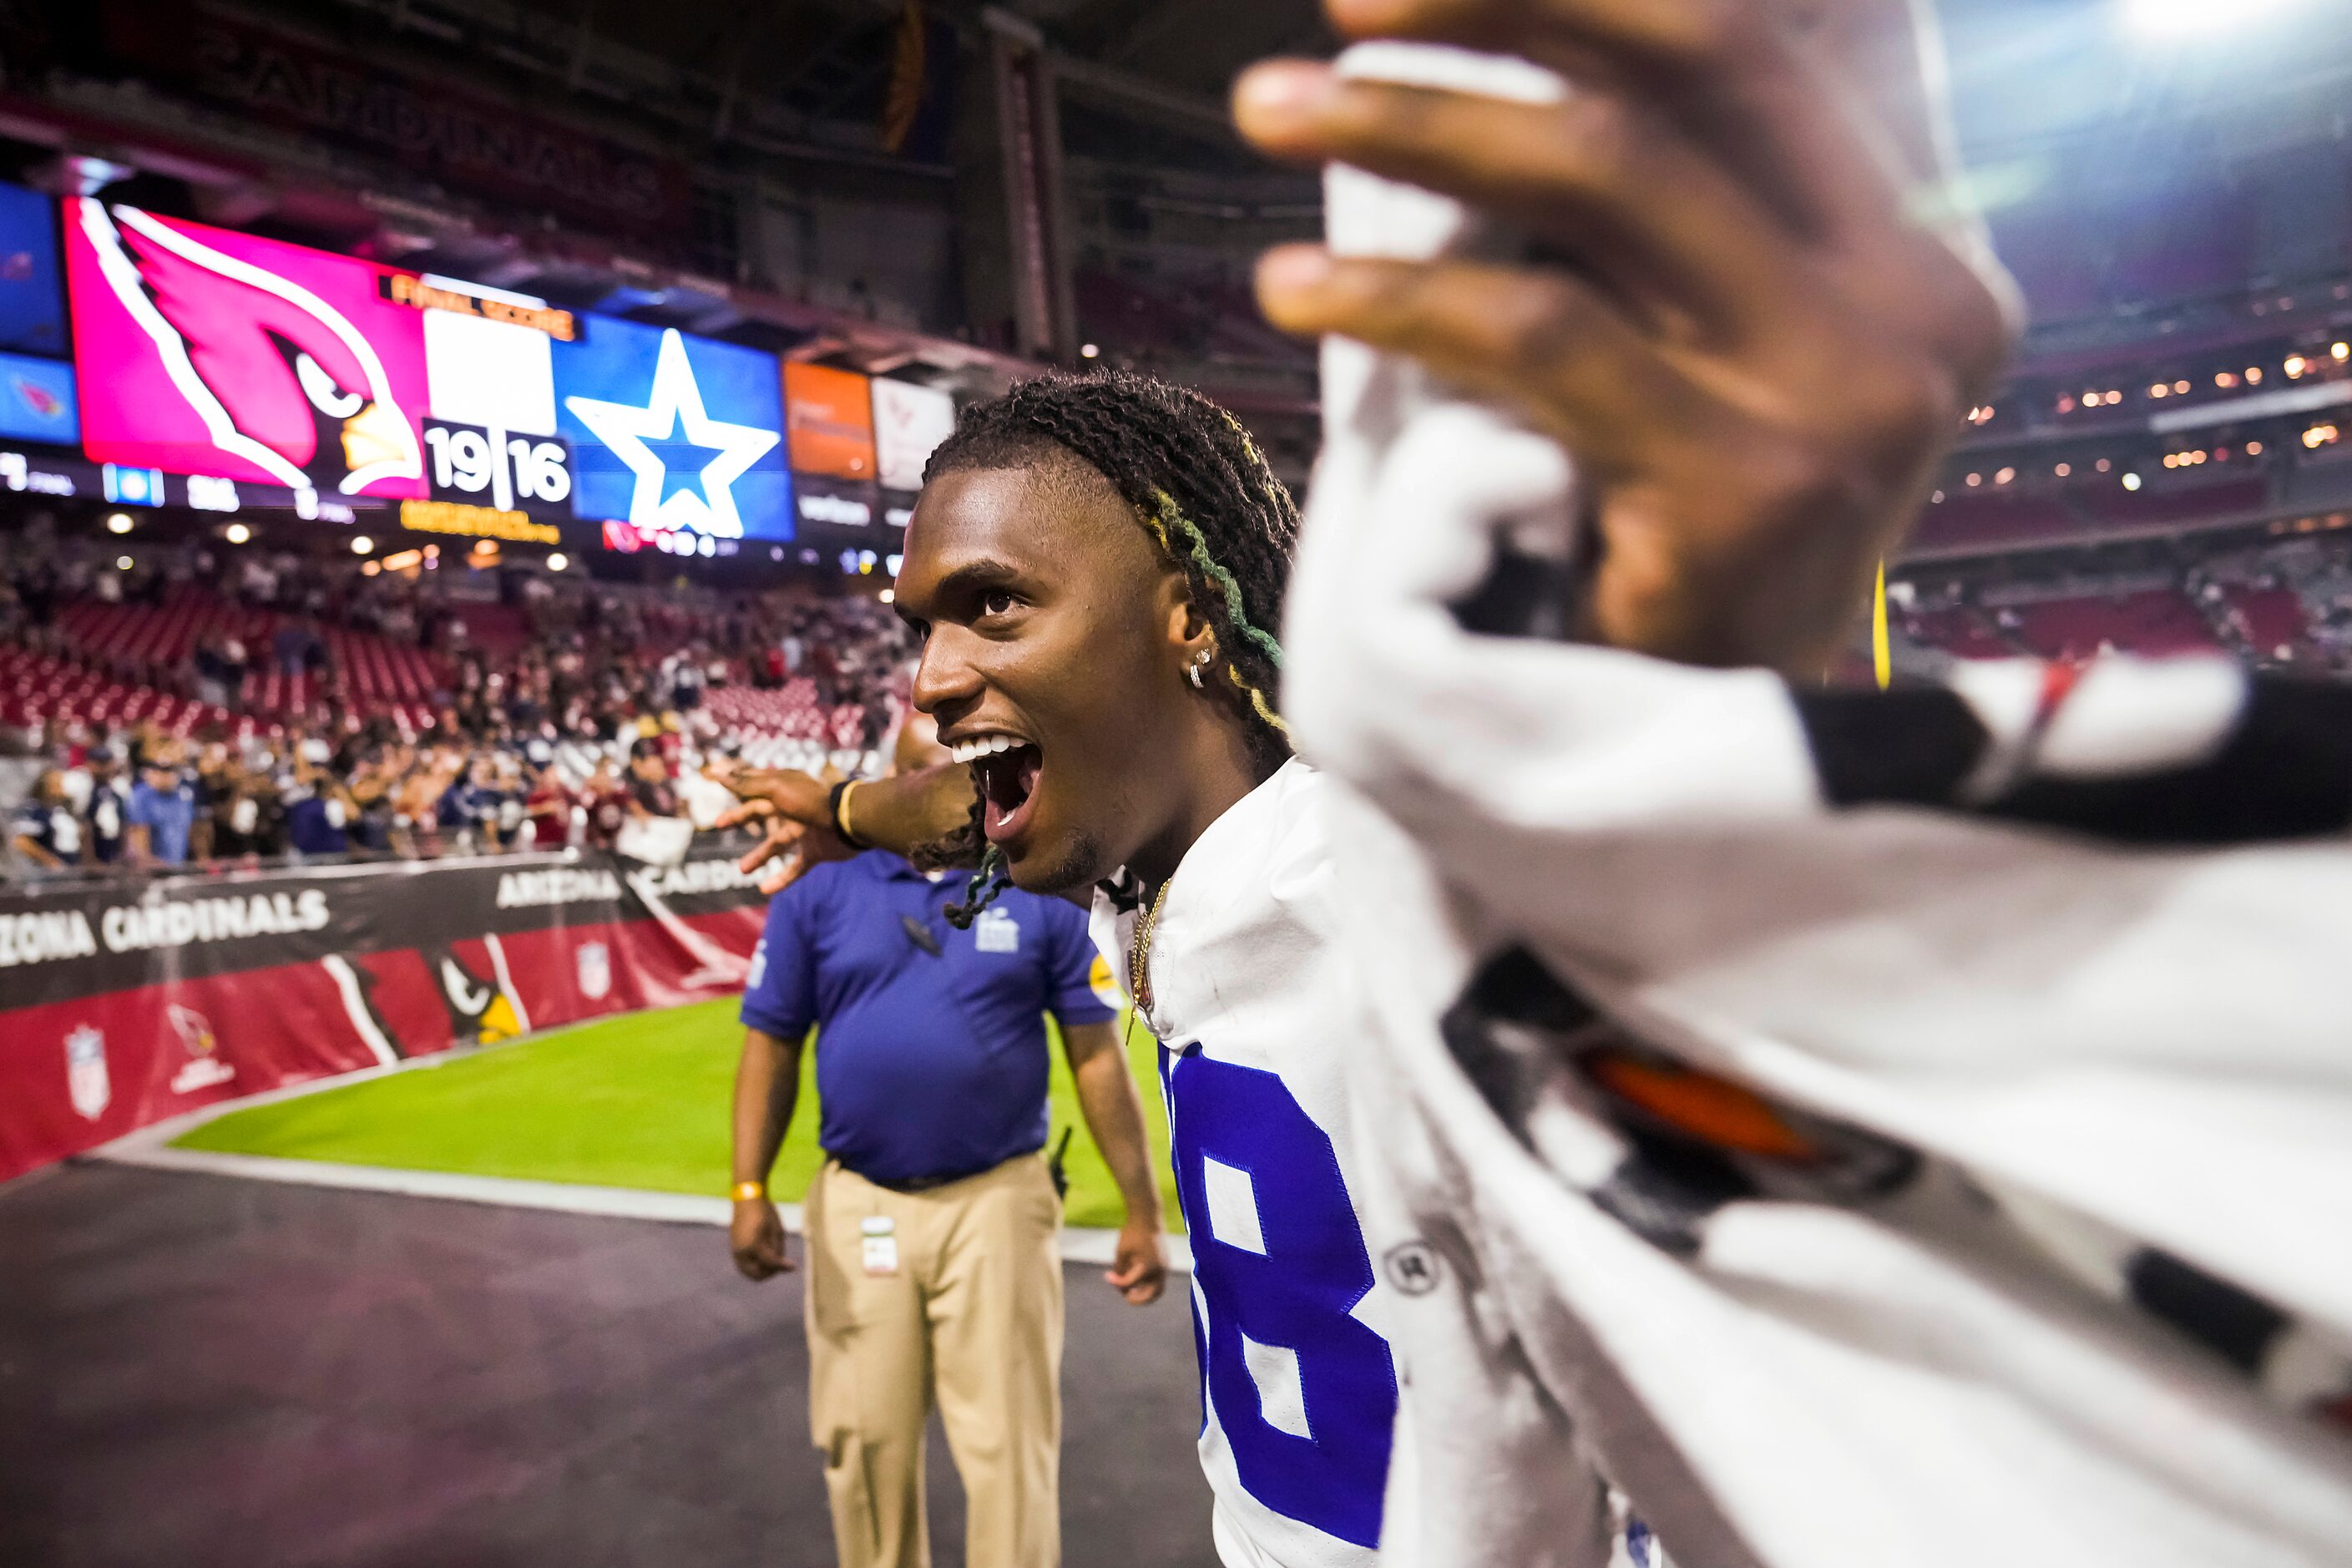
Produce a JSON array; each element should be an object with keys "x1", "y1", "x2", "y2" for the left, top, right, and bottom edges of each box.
[{"x1": 423, "y1": 419, "x2": 574, "y2": 513}]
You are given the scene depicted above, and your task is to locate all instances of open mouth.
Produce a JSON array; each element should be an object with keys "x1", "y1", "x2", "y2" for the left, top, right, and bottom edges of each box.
[{"x1": 952, "y1": 733, "x2": 1043, "y2": 845}]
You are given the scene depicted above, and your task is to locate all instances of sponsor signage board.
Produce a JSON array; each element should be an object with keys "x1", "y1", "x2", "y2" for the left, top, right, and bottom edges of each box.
[
  {"x1": 870, "y1": 377, "x2": 954, "y2": 492},
  {"x1": 0, "y1": 352, "x2": 79, "y2": 448},
  {"x1": 784, "y1": 362, "x2": 878, "y2": 481},
  {"x1": 0, "y1": 181, "x2": 68, "y2": 358}
]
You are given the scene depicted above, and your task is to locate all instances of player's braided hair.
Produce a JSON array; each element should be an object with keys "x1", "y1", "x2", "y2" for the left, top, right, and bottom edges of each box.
[{"x1": 909, "y1": 369, "x2": 1301, "y2": 927}]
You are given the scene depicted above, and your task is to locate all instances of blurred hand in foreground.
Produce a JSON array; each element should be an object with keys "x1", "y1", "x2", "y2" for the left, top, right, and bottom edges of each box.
[{"x1": 1236, "y1": 0, "x2": 2018, "y2": 672}]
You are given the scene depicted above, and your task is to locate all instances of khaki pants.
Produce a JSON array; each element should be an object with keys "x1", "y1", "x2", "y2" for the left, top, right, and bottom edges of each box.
[{"x1": 804, "y1": 1153, "x2": 1065, "y2": 1568}]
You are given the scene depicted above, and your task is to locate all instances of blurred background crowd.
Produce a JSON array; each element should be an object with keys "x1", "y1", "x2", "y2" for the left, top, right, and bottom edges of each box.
[{"x1": 0, "y1": 524, "x2": 914, "y2": 878}]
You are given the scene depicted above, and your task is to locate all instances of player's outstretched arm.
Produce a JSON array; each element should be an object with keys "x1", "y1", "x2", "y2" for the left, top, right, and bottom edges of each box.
[
  {"x1": 1236, "y1": 0, "x2": 2016, "y2": 672},
  {"x1": 712, "y1": 762, "x2": 974, "y2": 888}
]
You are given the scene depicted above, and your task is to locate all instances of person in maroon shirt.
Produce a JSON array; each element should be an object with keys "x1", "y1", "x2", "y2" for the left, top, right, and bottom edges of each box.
[
  {"x1": 523, "y1": 766, "x2": 573, "y2": 853},
  {"x1": 581, "y1": 760, "x2": 630, "y2": 851}
]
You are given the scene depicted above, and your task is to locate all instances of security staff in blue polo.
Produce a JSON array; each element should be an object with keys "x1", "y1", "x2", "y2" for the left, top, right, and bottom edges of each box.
[{"x1": 728, "y1": 717, "x2": 1165, "y2": 1568}]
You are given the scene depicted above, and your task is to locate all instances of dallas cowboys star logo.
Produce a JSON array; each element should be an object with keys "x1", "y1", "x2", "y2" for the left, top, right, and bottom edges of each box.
[{"x1": 563, "y1": 328, "x2": 781, "y2": 539}]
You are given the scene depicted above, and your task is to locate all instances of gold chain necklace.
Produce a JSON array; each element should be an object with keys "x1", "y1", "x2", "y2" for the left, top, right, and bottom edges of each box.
[{"x1": 1128, "y1": 878, "x2": 1171, "y2": 1016}]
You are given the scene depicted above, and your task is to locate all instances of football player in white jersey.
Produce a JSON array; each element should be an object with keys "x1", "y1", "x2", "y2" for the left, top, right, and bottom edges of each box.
[
  {"x1": 716, "y1": 6, "x2": 2009, "y2": 1560},
  {"x1": 722, "y1": 371, "x2": 1404, "y2": 1565}
]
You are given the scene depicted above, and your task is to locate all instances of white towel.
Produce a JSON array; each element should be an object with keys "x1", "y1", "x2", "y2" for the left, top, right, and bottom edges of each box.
[{"x1": 1284, "y1": 39, "x2": 2352, "y2": 1568}]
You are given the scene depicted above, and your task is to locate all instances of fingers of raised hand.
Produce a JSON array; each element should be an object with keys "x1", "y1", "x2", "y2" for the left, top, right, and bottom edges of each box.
[
  {"x1": 1235, "y1": 65, "x2": 1812, "y2": 349},
  {"x1": 1310, "y1": 0, "x2": 1942, "y2": 255},
  {"x1": 1257, "y1": 247, "x2": 1701, "y2": 469},
  {"x1": 1322, "y1": 0, "x2": 1771, "y2": 83}
]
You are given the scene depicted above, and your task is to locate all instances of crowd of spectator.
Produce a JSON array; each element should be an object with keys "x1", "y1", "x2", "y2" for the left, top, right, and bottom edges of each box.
[
  {"x1": 1891, "y1": 529, "x2": 2352, "y2": 671},
  {"x1": 0, "y1": 525, "x2": 914, "y2": 878}
]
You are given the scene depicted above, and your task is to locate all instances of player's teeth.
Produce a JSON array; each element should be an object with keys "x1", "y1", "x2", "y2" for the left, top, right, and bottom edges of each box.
[{"x1": 952, "y1": 735, "x2": 1029, "y2": 763}]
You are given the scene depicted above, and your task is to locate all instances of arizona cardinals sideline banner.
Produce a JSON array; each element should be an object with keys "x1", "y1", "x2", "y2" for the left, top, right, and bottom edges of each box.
[{"x1": 0, "y1": 847, "x2": 767, "y2": 1182}]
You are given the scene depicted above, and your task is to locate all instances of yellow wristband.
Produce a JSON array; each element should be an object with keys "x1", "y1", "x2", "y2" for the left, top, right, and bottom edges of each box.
[
  {"x1": 731, "y1": 1181, "x2": 766, "y2": 1202},
  {"x1": 837, "y1": 779, "x2": 863, "y2": 847}
]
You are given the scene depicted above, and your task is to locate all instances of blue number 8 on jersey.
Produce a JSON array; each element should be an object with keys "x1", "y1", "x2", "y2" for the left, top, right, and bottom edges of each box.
[{"x1": 1166, "y1": 1044, "x2": 1399, "y2": 1550}]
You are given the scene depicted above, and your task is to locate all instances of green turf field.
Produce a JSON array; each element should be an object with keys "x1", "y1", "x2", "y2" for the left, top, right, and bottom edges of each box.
[{"x1": 174, "y1": 1000, "x2": 1182, "y2": 1232}]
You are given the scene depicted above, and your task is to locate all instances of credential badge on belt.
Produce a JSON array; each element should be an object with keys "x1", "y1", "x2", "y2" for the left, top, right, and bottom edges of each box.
[{"x1": 861, "y1": 1215, "x2": 899, "y2": 1276}]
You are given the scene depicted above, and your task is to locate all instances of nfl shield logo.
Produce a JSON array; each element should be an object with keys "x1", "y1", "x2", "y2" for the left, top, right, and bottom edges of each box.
[
  {"x1": 65, "y1": 1025, "x2": 110, "y2": 1121},
  {"x1": 576, "y1": 942, "x2": 612, "y2": 1001}
]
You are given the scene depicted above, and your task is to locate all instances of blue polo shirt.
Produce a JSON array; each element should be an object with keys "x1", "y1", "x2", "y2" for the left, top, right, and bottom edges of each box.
[{"x1": 741, "y1": 851, "x2": 1116, "y2": 1185}]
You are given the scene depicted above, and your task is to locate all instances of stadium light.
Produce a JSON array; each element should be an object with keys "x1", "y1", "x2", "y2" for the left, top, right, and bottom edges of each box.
[
  {"x1": 1080, "y1": 343, "x2": 1100, "y2": 359},
  {"x1": 104, "y1": 512, "x2": 133, "y2": 534},
  {"x1": 352, "y1": 535, "x2": 374, "y2": 554},
  {"x1": 2124, "y1": 0, "x2": 2310, "y2": 38},
  {"x1": 223, "y1": 521, "x2": 250, "y2": 544},
  {"x1": 115, "y1": 554, "x2": 133, "y2": 570},
  {"x1": 546, "y1": 552, "x2": 569, "y2": 572},
  {"x1": 2122, "y1": 473, "x2": 2143, "y2": 490}
]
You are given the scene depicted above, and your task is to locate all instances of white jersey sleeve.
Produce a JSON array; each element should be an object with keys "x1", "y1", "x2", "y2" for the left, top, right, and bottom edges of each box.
[{"x1": 1280, "y1": 39, "x2": 2352, "y2": 1568}]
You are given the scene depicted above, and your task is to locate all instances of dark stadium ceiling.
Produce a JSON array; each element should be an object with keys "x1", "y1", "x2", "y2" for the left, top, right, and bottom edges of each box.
[
  {"x1": 57, "y1": 0, "x2": 2347, "y2": 241},
  {"x1": 505, "y1": 0, "x2": 1330, "y2": 123},
  {"x1": 446, "y1": 0, "x2": 1338, "y2": 174},
  {"x1": 312, "y1": 0, "x2": 2352, "y2": 186},
  {"x1": 432, "y1": 0, "x2": 2352, "y2": 164}
]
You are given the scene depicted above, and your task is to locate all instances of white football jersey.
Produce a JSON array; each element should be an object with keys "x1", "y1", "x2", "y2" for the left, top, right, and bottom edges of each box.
[
  {"x1": 1279, "y1": 39, "x2": 2352, "y2": 1568},
  {"x1": 1091, "y1": 761, "x2": 1402, "y2": 1568}
]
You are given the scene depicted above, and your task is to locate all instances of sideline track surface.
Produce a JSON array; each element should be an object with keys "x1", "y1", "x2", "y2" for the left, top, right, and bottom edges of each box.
[{"x1": 0, "y1": 1163, "x2": 1215, "y2": 1567}]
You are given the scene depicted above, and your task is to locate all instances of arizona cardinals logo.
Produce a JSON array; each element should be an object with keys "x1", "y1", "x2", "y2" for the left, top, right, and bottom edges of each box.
[
  {"x1": 73, "y1": 200, "x2": 422, "y2": 495},
  {"x1": 432, "y1": 940, "x2": 529, "y2": 1047},
  {"x1": 11, "y1": 374, "x2": 62, "y2": 420},
  {"x1": 167, "y1": 1004, "x2": 218, "y2": 1057}
]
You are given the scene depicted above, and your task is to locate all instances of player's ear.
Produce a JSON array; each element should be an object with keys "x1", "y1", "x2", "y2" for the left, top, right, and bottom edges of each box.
[{"x1": 1156, "y1": 573, "x2": 1214, "y2": 657}]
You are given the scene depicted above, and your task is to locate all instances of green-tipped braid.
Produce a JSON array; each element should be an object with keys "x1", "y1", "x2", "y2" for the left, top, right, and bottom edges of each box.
[{"x1": 1149, "y1": 491, "x2": 1285, "y2": 669}]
